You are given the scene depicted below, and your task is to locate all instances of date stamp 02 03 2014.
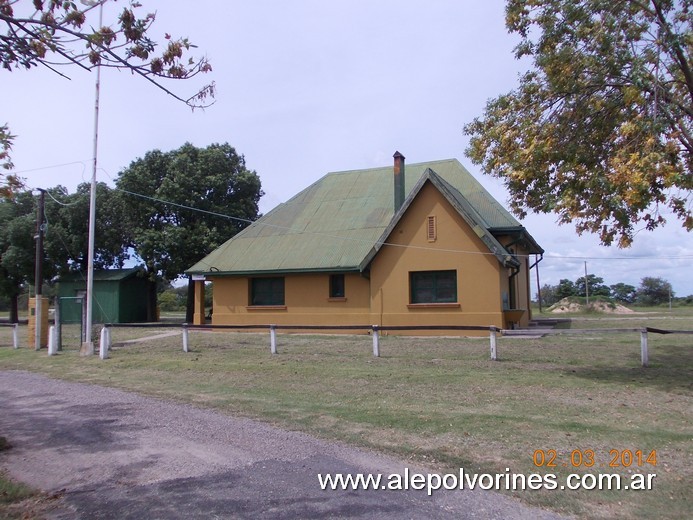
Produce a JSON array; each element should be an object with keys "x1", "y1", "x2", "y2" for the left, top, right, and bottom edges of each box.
[{"x1": 532, "y1": 449, "x2": 658, "y2": 469}]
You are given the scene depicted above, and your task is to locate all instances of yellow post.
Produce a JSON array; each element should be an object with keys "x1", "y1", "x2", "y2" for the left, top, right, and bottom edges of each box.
[
  {"x1": 193, "y1": 281, "x2": 205, "y2": 325},
  {"x1": 27, "y1": 297, "x2": 49, "y2": 348}
]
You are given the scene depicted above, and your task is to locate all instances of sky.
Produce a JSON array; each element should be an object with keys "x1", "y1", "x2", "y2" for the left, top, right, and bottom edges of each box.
[{"x1": 3, "y1": 0, "x2": 692, "y2": 297}]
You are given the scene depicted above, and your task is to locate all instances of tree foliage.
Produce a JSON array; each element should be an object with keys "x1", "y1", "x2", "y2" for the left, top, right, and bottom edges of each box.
[
  {"x1": 0, "y1": 190, "x2": 35, "y2": 320},
  {"x1": 636, "y1": 275, "x2": 673, "y2": 304},
  {"x1": 42, "y1": 183, "x2": 129, "y2": 273},
  {"x1": 0, "y1": 185, "x2": 129, "y2": 319},
  {"x1": 0, "y1": 0, "x2": 214, "y2": 196},
  {"x1": 609, "y1": 282, "x2": 638, "y2": 303},
  {"x1": 465, "y1": 0, "x2": 692, "y2": 247},
  {"x1": 539, "y1": 273, "x2": 673, "y2": 306},
  {"x1": 575, "y1": 274, "x2": 611, "y2": 297},
  {"x1": 0, "y1": 123, "x2": 21, "y2": 198},
  {"x1": 115, "y1": 142, "x2": 263, "y2": 283}
]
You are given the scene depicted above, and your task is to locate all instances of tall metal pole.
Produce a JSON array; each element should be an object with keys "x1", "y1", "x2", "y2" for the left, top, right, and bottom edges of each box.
[
  {"x1": 584, "y1": 261, "x2": 589, "y2": 306},
  {"x1": 34, "y1": 189, "x2": 45, "y2": 351},
  {"x1": 81, "y1": 1, "x2": 103, "y2": 356}
]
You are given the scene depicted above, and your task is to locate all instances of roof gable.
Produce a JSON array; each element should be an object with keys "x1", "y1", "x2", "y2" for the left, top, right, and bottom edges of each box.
[
  {"x1": 187, "y1": 159, "x2": 542, "y2": 275},
  {"x1": 360, "y1": 169, "x2": 519, "y2": 270}
]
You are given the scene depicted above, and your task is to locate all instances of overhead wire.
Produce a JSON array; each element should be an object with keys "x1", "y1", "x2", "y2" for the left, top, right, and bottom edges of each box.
[{"x1": 22, "y1": 164, "x2": 693, "y2": 263}]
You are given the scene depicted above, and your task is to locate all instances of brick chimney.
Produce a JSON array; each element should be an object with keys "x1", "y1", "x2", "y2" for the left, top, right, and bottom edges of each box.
[{"x1": 393, "y1": 151, "x2": 405, "y2": 212}]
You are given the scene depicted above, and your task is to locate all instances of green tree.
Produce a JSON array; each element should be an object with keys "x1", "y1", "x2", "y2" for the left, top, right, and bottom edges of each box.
[
  {"x1": 555, "y1": 278, "x2": 577, "y2": 299},
  {"x1": 43, "y1": 183, "x2": 130, "y2": 275},
  {"x1": 0, "y1": 190, "x2": 35, "y2": 321},
  {"x1": 539, "y1": 282, "x2": 560, "y2": 306},
  {"x1": 610, "y1": 282, "x2": 637, "y2": 303},
  {"x1": 465, "y1": 0, "x2": 692, "y2": 247},
  {"x1": 0, "y1": 123, "x2": 21, "y2": 199},
  {"x1": 0, "y1": 185, "x2": 131, "y2": 321},
  {"x1": 575, "y1": 274, "x2": 611, "y2": 298},
  {"x1": 1, "y1": 0, "x2": 214, "y2": 196},
  {"x1": 115, "y1": 142, "x2": 263, "y2": 319},
  {"x1": 636, "y1": 276, "x2": 673, "y2": 305}
]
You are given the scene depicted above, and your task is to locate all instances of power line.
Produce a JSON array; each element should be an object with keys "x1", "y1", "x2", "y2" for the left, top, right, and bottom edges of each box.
[{"x1": 26, "y1": 165, "x2": 693, "y2": 263}]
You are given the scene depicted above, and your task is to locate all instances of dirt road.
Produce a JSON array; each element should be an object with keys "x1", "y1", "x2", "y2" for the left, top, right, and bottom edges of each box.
[{"x1": 0, "y1": 370, "x2": 566, "y2": 519}]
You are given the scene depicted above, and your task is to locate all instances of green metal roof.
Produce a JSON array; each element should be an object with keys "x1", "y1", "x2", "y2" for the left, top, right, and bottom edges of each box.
[
  {"x1": 58, "y1": 268, "x2": 143, "y2": 283},
  {"x1": 187, "y1": 159, "x2": 543, "y2": 275}
]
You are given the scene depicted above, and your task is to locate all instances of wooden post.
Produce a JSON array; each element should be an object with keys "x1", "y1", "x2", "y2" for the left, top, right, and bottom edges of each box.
[
  {"x1": 13, "y1": 323, "x2": 19, "y2": 349},
  {"x1": 270, "y1": 325, "x2": 277, "y2": 354},
  {"x1": 372, "y1": 326, "x2": 380, "y2": 357},
  {"x1": 47, "y1": 325, "x2": 57, "y2": 356},
  {"x1": 182, "y1": 324, "x2": 189, "y2": 353},
  {"x1": 192, "y1": 280, "x2": 205, "y2": 326},
  {"x1": 99, "y1": 327, "x2": 109, "y2": 359},
  {"x1": 55, "y1": 297, "x2": 62, "y2": 351},
  {"x1": 640, "y1": 328, "x2": 648, "y2": 367},
  {"x1": 490, "y1": 327, "x2": 497, "y2": 361}
]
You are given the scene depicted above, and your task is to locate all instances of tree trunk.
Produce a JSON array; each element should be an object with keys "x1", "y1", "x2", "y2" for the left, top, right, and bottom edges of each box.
[
  {"x1": 185, "y1": 275, "x2": 194, "y2": 324},
  {"x1": 9, "y1": 294, "x2": 19, "y2": 323},
  {"x1": 146, "y1": 280, "x2": 158, "y2": 322}
]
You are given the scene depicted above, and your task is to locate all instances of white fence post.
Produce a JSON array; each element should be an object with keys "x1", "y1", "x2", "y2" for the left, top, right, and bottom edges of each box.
[
  {"x1": 270, "y1": 325, "x2": 277, "y2": 354},
  {"x1": 47, "y1": 325, "x2": 57, "y2": 356},
  {"x1": 372, "y1": 326, "x2": 380, "y2": 357},
  {"x1": 182, "y1": 324, "x2": 189, "y2": 353},
  {"x1": 99, "y1": 327, "x2": 109, "y2": 359},
  {"x1": 640, "y1": 328, "x2": 648, "y2": 367},
  {"x1": 490, "y1": 327, "x2": 497, "y2": 361},
  {"x1": 13, "y1": 323, "x2": 19, "y2": 349}
]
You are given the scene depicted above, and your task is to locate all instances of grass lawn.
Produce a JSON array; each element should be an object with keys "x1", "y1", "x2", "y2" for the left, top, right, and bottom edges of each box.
[{"x1": 0, "y1": 308, "x2": 691, "y2": 519}]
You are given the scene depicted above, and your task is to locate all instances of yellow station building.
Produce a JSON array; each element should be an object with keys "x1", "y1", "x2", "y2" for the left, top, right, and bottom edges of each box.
[{"x1": 186, "y1": 153, "x2": 544, "y2": 334}]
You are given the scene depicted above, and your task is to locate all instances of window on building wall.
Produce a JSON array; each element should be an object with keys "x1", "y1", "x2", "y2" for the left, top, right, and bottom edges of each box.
[
  {"x1": 410, "y1": 270, "x2": 457, "y2": 304},
  {"x1": 329, "y1": 274, "x2": 345, "y2": 298},
  {"x1": 427, "y1": 215, "x2": 437, "y2": 241},
  {"x1": 251, "y1": 277, "x2": 285, "y2": 306}
]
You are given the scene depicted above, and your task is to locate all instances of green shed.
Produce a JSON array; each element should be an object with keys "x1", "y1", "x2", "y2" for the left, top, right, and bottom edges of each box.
[{"x1": 57, "y1": 268, "x2": 150, "y2": 324}]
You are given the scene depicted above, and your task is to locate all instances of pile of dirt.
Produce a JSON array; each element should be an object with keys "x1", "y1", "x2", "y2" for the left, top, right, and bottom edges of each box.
[{"x1": 548, "y1": 298, "x2": 634, "y2": 314}]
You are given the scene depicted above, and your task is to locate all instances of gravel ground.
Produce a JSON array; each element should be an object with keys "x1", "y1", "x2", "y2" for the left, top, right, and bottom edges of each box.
[{"x1": 0, "y1": 370, "x2": 568, "y2": 519}]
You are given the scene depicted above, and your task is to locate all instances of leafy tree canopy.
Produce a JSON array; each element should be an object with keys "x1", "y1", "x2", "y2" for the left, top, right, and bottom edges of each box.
[
  {"x1": 0, "y1": 185, "x2": 129, "y2": 319},
  {"x1": 0, "y1": 190, "x2": 35, "y2": 320},
  {"x1": 1, "y1": 0, "x2": 214, "y2": 196},
  {"x1": 42, "y1": 182, "x2": 129, "y2": 274},
  {"x1": 465, "y1": 0, "x2": 692, "y2": 247},
  {"x1": 115, "y1": 142, "x2": 264, "y2": 283},
  {"x1": 610, "y1": 282, "x2": 638, "y2": 303},
  {"x1": 575, "y1": 274, "x2": 611, "y2": 297},
  {"x1": 636, "y1": 275, "x2": 673, "y2": 304}
]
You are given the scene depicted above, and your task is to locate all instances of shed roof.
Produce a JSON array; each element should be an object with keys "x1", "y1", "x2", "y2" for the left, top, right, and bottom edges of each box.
[
  {"x1": 58, "y1": 268, "x2": 142, "y2": 283},
  {"x1": 187, "y1": 158, "x2": 543, "y2": 275}
]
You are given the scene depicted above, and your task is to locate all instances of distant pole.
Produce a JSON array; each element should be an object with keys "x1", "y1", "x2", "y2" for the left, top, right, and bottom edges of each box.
[
  {"x1": 34, "y1": 189, "x2": 45, "y2": 351},
  {"x1": 668, "y1": 286, "x2": 672, "y2": 311},
  {"x1": 81, "y1": 0, "x2": 104, "y2": 356},
  {"x1": 535, "y1": 255, "x2": 542, "y2": 313},
  {"x1": 584, "y1": 261, "x2": 589, "y2": 306}
]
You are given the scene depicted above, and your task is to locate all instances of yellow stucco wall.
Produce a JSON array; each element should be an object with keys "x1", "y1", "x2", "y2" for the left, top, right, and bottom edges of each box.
[
  {"x1": 210, "y1": 272, "x2": 372, "y2": 332},
  {"x1": 368, "y1": 181, "x2": 506, "y2": 334}
]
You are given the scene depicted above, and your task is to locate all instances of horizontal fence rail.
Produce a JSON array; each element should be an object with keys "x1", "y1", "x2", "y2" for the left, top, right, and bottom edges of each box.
[{"x1": 1, "y1": 321, "x2": 674, "y2": 367}]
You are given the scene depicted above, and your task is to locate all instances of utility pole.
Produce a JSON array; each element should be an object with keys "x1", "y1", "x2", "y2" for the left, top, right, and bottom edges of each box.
[
  {"x1": 34, "y1": 189, "x2": 45, "y2": 351},
  {"x1": 584, "y1": 261, "x2": 589, "y2": 306},
  {"x1": 535, "y1": 254, "x2": 542, "y2": 313},
  {"x1": 80, "y1": 0, "x2": 103, "y2": 356}
]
